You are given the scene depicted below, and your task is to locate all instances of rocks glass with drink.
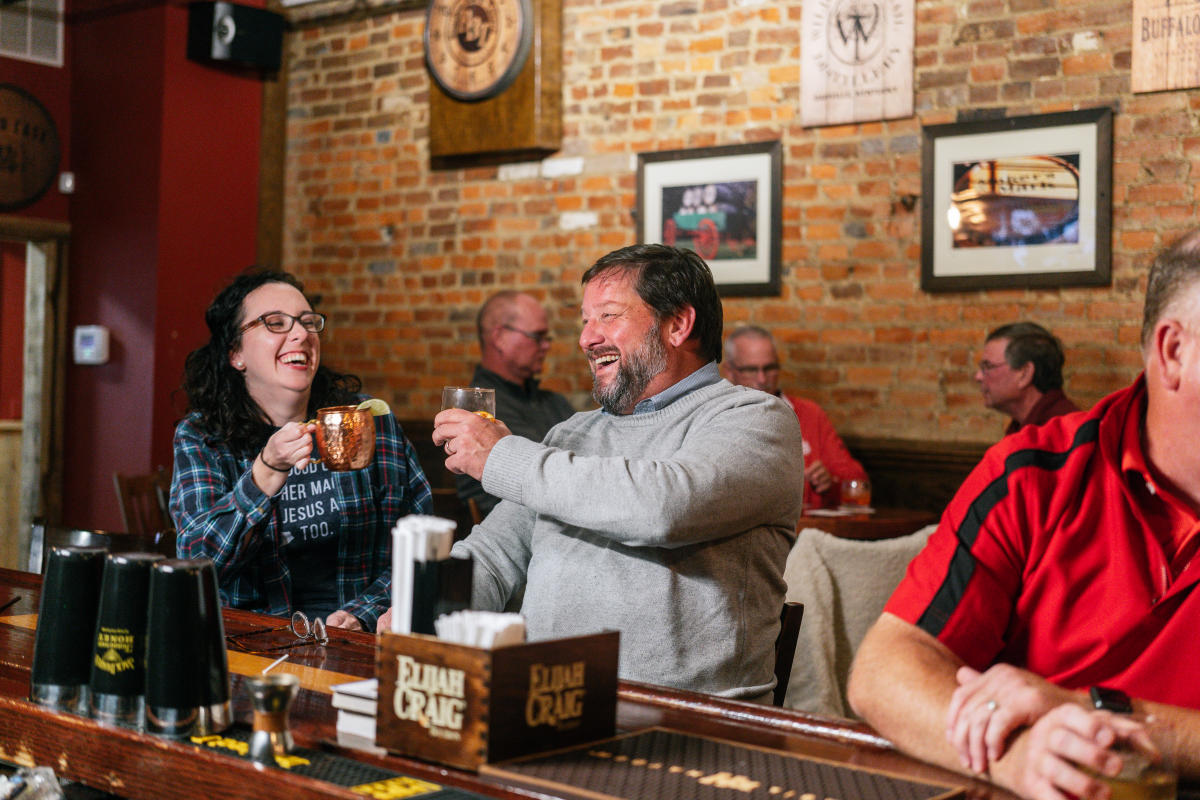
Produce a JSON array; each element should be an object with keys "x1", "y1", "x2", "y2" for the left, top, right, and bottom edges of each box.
[
  {"x1": 840, "y1": 477, "x2": 872, "y2": 512},
  {"x1": 1087, "y1": 743, "x2": 1176, "y2": 800},
  {"x1": 441, "y1": 387, "x2": 497, "y2": 419}
]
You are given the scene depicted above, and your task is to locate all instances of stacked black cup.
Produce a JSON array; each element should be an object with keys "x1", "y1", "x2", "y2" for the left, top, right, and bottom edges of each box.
[
  {"x1": 89, "y1": 552, "x2": 165, "y2": 729},
  {"x1": 144, "y1": 558, "x2": 231, "y2": 737},
  {"x1": 30, "y1": 546, "x2": 107, "y2": 714}
]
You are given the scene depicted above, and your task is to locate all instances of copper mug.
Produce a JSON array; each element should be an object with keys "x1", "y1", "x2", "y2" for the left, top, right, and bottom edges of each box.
[{"x1": 313, "y1": 405, "x2": 375, "y2": 471}]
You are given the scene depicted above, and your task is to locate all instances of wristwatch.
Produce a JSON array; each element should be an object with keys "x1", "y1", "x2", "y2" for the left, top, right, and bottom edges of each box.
[{"x1": 1089, "y1": 685, "x2": 1133, "y2": 714}]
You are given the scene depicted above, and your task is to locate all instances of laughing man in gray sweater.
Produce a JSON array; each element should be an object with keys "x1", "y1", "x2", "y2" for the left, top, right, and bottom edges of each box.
[{"x1": 429, "y1": 244, "x2": 804, "y2": 702}]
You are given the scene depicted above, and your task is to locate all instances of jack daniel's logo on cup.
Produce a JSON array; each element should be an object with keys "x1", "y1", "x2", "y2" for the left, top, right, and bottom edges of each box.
[
  {"x1": 525, "y1": 660, "x2": 586, "y2": 729},
  {"x1": 394, "y1": 655, "x2": 466, "y2": 740},
  {"x1": 94, "y1": 626, "x2": 137, "y2": 675}
]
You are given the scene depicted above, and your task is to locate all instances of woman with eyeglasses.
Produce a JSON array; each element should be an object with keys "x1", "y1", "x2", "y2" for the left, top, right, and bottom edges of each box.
[{"x1": 170, "y1": 269, "x2": 432, "y2": 632}]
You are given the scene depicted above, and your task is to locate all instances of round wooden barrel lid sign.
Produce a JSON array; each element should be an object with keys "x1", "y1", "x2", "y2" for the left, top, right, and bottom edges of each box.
[{"x1": 0, "y1": 84, "x2": 61, "y2": 211}]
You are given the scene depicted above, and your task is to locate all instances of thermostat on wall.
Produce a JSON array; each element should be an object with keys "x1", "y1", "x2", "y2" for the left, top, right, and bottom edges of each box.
[{"x1": 73, "y1": 325, "x2": 110, "y2": 365}]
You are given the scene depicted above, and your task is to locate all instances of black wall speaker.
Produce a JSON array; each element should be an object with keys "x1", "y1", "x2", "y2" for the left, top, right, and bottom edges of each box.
[{"x1": 187, "y1": 1, "x2": 284, "y2": 72}]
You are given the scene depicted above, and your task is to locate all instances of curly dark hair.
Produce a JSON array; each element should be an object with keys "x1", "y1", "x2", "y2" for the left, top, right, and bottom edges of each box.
[{"x1": 181, "y1": 268, "x2": 361, "y2": 455}]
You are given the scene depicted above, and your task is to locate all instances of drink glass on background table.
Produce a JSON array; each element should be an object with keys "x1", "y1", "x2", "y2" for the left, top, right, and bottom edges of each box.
[
  {"x1": 441, "y1": 386, "x2": 496, "y2": 417},
  {"x1": 840, "y1": 478, "x2": 872, "y2": 511},
  {"x1": 313, "y1": 405, "x2": 376, "y2": 471}
]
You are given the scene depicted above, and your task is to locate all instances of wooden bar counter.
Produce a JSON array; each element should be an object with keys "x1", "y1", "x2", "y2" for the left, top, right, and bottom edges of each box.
[{"x1": 0, "y1": 567, "x2": 1005, "y2": 800}]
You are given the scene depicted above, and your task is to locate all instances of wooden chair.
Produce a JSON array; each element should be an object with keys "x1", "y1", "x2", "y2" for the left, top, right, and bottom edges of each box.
[
  {"x1": 113, "y1": 468, "x2": 172, "y2": 537},
  {"x1": 467, "y1": 498, "x2": 484, "y2": 526},
  {"x1": 28, "y1": 521, "x2": 111, "y2": 573},
  {"x1": 121, "y1": 528, "x2": 177, "y2": 559},
  {"x1": 773, "y1": 601, "x2": 805, "y2": 707},
  {"x1": 781, "y1": 525, "x2": 934, "y2": 715}
]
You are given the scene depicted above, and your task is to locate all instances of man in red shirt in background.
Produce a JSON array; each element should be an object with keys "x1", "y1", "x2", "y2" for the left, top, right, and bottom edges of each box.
[
  {"x1": 723, "y1": 325, "x2": 867, "y2": 509},
  {"x1": 975, "y1": 321, "x2": 1079, "y2": 436}
]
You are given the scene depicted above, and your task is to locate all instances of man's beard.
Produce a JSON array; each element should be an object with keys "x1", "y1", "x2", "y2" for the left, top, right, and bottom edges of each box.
[{"x1": 590, "y1": 322, "x2": 668, "y2": 415}]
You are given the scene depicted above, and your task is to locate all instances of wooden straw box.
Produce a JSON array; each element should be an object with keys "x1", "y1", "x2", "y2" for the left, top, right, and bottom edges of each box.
[{"x1": 374, "y1": 630, "x2": 618, "y2": 770}]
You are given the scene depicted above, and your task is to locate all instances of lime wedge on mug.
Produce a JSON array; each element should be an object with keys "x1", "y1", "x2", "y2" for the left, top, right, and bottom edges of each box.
[{"x1": 356, "y1": 398, "x2": 391, "y2": 416}]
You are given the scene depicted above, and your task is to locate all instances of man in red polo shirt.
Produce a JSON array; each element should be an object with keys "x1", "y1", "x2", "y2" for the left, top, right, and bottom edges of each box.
[{"x1": 848, "y1": 231, "x2": 1200, "y2": 800}]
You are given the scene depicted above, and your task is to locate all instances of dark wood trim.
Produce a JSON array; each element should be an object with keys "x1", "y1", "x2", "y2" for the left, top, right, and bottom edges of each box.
[
  {"x1": 0, "y1": 215, "x2": 70, "y2": 242},
  {"x1": 427, "y1": 0, "x2": 563, "y2": 159},
  {"x1": 617, "y1": 680, "x2": 890, "y2": 749},
  {"x1": 842, "y1": 435, "x2": 989, "y2": 514},
  {"x1": 283, "y1": 0, "x2": 425, "y2": 30},
  {"x1": 256, "y1": 52, "x2": 287, "y2": 271}
]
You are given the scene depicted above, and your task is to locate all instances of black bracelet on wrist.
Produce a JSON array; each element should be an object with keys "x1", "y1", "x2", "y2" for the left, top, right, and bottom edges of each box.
[{"x1": 259, "y1": 451, "x2": 291, "y2": 473}]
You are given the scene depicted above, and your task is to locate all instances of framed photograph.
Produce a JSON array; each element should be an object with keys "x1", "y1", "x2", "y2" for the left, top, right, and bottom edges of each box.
[
  {"x1": 920, "y1": 107, "x2": 1113, "y2": 292},
  {"x1": 637, "y1": 141, "x2": 782, "y2": 296}
]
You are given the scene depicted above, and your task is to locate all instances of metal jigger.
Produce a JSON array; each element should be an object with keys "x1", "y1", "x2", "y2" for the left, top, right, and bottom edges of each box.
[{"x1": 246, "y1": 673, "x2": 300, "y2": 766}]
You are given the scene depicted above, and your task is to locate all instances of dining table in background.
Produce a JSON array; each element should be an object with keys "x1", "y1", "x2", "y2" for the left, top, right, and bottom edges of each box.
[{"x1": 796, "y1": 506, "x2": 940, "y2": 541}]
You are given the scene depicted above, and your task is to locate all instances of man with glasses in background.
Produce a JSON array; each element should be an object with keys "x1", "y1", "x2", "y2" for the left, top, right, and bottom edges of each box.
[
  {"x1": 723, "y1": 325, "x2": 866, "y2": 510},
  {"x1": 974, "y1": 322, "x2": 1079, "y2": 437},
  {"x1": 456, "y1": 291, "x2": 575, "y2": 518}
]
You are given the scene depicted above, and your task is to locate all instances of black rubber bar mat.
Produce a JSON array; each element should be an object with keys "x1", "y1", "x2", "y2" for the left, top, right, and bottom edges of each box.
[
  {"x1": 189, "y1": 726, "x2": 485, "y2": 799},
  {"x1": 482, "y1": 728, "x2": 965, "y2": 800}
]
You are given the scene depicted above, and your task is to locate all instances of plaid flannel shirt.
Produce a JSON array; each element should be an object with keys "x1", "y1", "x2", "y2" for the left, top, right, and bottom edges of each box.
[{"x1": 170, "y1": 407, "x2": 432, "y2": 631}]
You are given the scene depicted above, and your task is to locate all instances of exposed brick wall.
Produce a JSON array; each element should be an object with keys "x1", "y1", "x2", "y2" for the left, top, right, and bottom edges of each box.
[{"x1": 283, "y1": 0, "x2": 1187, "y2": 444}]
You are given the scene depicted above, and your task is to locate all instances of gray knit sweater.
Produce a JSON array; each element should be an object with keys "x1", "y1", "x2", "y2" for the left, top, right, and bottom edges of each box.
[{"x1": 451, "y1": 379, "x2": 805, "y2": 700}]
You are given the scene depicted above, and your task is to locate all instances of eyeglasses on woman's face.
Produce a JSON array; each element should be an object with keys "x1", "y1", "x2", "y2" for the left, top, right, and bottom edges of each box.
[{"x1": 240, "y1": 311, "x2": 326, "y2": 335}]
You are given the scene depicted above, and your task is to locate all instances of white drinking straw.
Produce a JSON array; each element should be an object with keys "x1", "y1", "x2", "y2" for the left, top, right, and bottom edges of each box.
[{"x1": 262, "y1": 654, "x2": 289, "y2": 674}]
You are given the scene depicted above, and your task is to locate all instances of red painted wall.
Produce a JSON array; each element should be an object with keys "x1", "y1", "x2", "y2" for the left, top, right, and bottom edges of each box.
[
  {"x1": 0, "y1": 242, "x2": 24, "y2": 420},
  {"x1": 152, "y1": 5, "x2": 263, "y2": 474},
  {"x1": 60, "y1": 2, "x2": 263, "y2": 530},
  {"x1": 61, "y1": 4, "x2": 167, "y2": 530}
]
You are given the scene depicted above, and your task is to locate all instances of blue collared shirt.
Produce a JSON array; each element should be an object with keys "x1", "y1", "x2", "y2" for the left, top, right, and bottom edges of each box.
[{"x1": 631, "y1": 361, "x2": 722, "y2": 415}]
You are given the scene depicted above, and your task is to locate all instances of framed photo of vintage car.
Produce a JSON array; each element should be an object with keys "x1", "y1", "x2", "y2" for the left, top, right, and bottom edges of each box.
[
  {"x1": 637, "y1": 141, "x2": 782, "y2": 297},
  {"x1": 920, "y1": 107, "x2": 1113, "y2": 292}
]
